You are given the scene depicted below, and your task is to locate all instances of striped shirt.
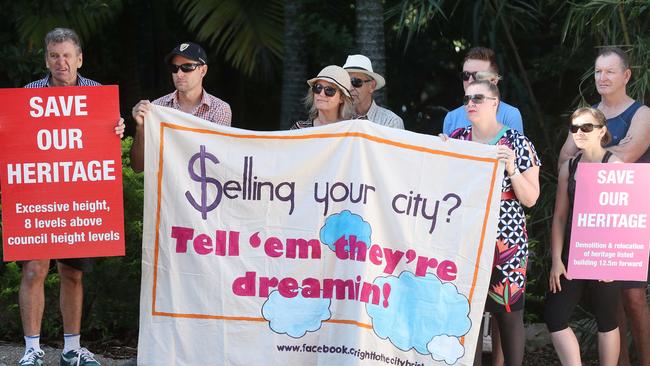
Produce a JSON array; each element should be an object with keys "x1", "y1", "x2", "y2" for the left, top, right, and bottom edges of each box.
[
  {"x1": 358, "y1": 101, "x2": 404, "y2": 129},
  {"x1": 153, "y1": 89, "x2": 231, "y2": 126},
  {"x1": 290, "y1": 120, "x2": 314, "y2": 129},
  {"x1": 24, "y1": 74, "x2": 101, "y2": 88}
]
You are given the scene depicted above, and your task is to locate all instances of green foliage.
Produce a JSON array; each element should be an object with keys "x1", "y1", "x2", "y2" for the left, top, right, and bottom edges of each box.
[
  {"x1": 0, "y1": 45, "x2": 44, "y2": 87},
  {"x1": 176, "y1": 0, "x2": 283, "y2": 77},
  {"x1": 563, "y1": 0, "x2": 650, "y2": 101},
  {"x1": 386, "y1": 0, "x2": 449, "y2": 49},
  {"x1": 0, "y1": 262, "x2": 22, "y2": 337},
  {"x1": 302, "y1": 14, "x2": 355, "y2": 68},
  {"x1": 12, "y1": 0, "x2": 123, "y2": 47},
  {"x1": 81, "y1": 138, "x2": 143, "y2": 342}
]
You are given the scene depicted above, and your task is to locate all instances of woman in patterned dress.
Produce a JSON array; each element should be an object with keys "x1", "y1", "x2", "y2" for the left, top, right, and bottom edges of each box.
[
  {"x1": 449, "y1": 80, "x2": 541, "y2": 365},
  {"x1": 291, "y1": 65, "x2": 355, "y2": 129}
]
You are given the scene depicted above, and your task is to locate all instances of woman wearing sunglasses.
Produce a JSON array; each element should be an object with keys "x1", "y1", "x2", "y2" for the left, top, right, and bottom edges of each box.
[
  {"x1": 291, "y1": 65, "x2": 354, "y2": 129},
  {"x1": 544, "y1": 107, "x2": 621, "y2": 366},
  {"x1": 447, "y1": 79, "x2": 541, "y2": 365}
]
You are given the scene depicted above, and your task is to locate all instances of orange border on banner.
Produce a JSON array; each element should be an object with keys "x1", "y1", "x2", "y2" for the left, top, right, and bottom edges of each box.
[{"x1": 151, "y1": 122, "x2": 499, "y2": 329}]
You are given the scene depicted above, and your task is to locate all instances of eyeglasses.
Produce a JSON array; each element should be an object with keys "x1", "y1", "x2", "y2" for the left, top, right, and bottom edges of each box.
[
  {"x1": 312, "y1": 83, "x2": 338, "y2": 97},
  {"x1": 351, "y1": 77, "x2": 373, "y2": 88},
  {"x1": 463, "y1": 94, "x2": 498, "y2": 105},
  {"x1": 167, "y1": 63, "x2": 203, "y2": 74},
  {"x1": 460, "y1": 71, "x2": 501, "y2": 82},
  {"x1": 569, "y1": 123, "x2": 604, "y2": 133}
]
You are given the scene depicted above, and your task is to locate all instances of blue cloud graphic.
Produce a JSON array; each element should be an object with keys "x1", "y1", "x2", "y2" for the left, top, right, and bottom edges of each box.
[
  {"x1": 366, "y1": 271, "x2": 471, "y2": 355},
  {"x1": 428, "y1": 335, "x2": 465, "y2": 364},
  {"x1": 319, "y1": 210, "x2": 372, "y2": 252},
  {"x1": 262, "y1": 289, "x2": 331, "y2": 338}
]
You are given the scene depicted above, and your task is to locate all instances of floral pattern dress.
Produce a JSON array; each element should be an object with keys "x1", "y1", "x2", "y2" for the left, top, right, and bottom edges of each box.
[{"x1": 450, "y1": 126, "x2": 541, "y2": 313}]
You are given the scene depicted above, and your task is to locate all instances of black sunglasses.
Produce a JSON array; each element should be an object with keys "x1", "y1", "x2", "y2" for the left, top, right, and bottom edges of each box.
[
  {"x1": 569, "y1": 123, "x2": 604, "y2": 133},
  {"x1": 463, "y1": 94, "x2": 498, "y2": 105},
  {"x1": 351, "y1": 77, "x2": 373, "y2": 88},
  {"x1": 312, "y1": 83, "x2": 338, "y2": 97},
  {"x1": 167, "y1": 63, "x2": 203, "y2": 74},
  {"x1": 460, "y1": 71, "x2": 500, "y2": 82}
]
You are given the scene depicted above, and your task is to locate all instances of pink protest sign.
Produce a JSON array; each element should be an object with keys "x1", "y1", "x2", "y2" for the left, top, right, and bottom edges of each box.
[{"x1": 567, "y1": 163, "x2": 650, "y2": 281}]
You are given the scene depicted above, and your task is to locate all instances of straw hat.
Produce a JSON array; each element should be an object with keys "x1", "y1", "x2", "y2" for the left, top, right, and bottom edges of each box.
[
  {"x1": 342, "y1": 54, "x2": 385, "y2": 90},
  {"x1": 307, "y1": 65, "x2": 352, "y2": 97}
]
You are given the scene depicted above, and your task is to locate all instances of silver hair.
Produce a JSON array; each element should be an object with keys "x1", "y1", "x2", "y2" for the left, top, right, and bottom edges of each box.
[
  {"x1": 44, "y1": 28, "x2": 82, "y2": 54},
  {"x1": 304, "y1": 88, "x2": 355, "y2": 122}
]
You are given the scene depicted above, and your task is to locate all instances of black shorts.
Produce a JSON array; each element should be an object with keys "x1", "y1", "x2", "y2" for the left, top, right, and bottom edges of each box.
[
  {"x1": 544, "y1": 277, "x2": 620, "y2": 333},
  {"x1": 57, "y1": 258, "x2": 94, "y2": 272},
  {"x1": 19, "y1": 258, "x2": 94, "y2": 273},
  {"x1": 620, "y1": 265, "x2": 650, "y2": 289},
  {"x1": 619, "y1": 280, "x2": 648, "y2": 289}
]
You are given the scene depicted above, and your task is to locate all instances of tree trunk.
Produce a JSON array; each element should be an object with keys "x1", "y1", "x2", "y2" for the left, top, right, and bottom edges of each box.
[
  {"x1": 355, "y1": 0, "x2": 387, "y2": 105},
  {"x1": 279, "y1": 1, "x2": 308, "y2": 129}
]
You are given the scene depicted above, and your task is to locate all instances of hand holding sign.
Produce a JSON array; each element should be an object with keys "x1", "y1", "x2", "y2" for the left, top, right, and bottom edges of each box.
[{"x1": 568, "y1": 164, "x2": 650, "y2": 281}]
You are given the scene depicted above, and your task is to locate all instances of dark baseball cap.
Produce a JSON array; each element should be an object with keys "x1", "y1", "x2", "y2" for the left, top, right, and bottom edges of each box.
[{"x1": 164, "y1": 42, "x2": 208, "y2": 64}]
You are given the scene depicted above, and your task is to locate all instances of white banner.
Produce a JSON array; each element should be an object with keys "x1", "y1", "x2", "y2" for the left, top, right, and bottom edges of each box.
[{"x1": 138, "y1": 105, "x2": 504, "y2": 365}]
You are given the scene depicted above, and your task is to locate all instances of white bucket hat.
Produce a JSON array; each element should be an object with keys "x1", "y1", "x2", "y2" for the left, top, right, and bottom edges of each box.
[
  {"x1": 342, "y1": 54, "x2": 386, "y2": 90},
  {"x1": 307, "y1": 65, "x2": 352, "y2": 98}
]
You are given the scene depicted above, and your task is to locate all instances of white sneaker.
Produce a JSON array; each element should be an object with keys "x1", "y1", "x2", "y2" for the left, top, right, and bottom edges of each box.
[
  {"x1": 60, "y1": 347, "x2": 101, "y2": 366},
  {"x1": 18, "y1": 348, "x2": 45, "y2": 366}
]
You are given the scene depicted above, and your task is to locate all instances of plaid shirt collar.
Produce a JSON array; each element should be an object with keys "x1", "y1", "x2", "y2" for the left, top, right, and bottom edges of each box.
[
  {"x1": 32, "y1": 73, "x2": 99, "y2": 87},
  {"x1": 169, "y1": 89, "x2": 211, "y2": 109},
  {"x1": 356, "y1": 100, "x2": 377, "y2": 120}
]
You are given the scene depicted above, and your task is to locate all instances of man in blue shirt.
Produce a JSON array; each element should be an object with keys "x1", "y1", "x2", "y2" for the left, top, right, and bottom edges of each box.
[{"x1": 443, "y1": 47, "x2": 523, "y2": 136}]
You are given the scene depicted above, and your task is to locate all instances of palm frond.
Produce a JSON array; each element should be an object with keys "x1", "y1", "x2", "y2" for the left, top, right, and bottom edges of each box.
[
  {"x1": 386, "y1": 0, "x2": 448, "y2": 50},
  {"x1": 562, "y1": 1, "x2": 650, "y2": 102},
  {"x1": 14, "y1": 0, "x2": 123, "y2": 48},
  {"x1": 176, "y1": 0, "x2": 283, "y2": 77}
]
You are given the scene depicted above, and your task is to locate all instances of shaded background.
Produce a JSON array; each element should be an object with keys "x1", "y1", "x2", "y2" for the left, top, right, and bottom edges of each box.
[{"x1": 0, "y1": 0, "x2": 648, "y2": 357}]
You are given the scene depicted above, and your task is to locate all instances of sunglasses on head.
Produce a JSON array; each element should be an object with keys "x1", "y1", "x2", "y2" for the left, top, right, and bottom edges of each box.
[
  {"x1": 312, "y1": 83, "x2": 338, "y2": 97},
  {"x1": 351, "y1": 77, "x2": 373, "y2": 88},
  {"x1": 569, "y1": 123, "x2": 604, "y2": 133},
  {"x1": 460, "y1": 71, "x2": 500, "y2": 82},
  {"x1": 167, "y1": 63, "x2": 203, "y2": 74},
  {"x1": 463, "y1": 94, "x2": 497, "y2": 105}
]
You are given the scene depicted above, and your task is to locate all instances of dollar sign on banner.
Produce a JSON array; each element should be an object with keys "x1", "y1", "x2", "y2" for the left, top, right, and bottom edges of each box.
[{"x1": 185, "y1": 145, "x2": 222, "y2": 220}]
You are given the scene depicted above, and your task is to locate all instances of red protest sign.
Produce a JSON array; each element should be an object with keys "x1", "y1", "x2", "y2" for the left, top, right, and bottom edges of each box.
[{"x1": 0, "y1": 86, "x2": 124, "y2": 261}]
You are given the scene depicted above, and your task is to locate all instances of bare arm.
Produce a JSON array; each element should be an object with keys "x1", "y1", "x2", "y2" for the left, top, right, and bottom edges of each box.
[
  {"x1": 129, "y1": 100, "x2": 151, "y2": 173},
  {"x1": 607, "y1": 105, "x2": 650, "y2": 162},
  {"x1": 549, "y1": 161, "x2": 570, "y2": 292},
  {"x1": 497, "y1": 143, "x2": 540, "y2": 207},
  {"x1": 558, "y1": 132, "x2": 579, "y2": 171}
]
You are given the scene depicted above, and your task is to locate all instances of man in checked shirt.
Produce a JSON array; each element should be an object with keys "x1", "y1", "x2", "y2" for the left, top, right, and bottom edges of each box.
[
  {"x1": 19, "y1": 27, "x2": 125, "y2": 366},
  {"x1": 130, "y1": 41, "x2": 232, "y2": 172}
]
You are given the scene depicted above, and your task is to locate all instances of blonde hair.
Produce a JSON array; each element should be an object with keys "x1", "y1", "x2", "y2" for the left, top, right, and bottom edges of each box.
[
  {"x1": 467, "y1": 79, "x2": 500, "y2": 99},
  {"x1": 304, "y1": 88, "x2": 355, "y2": 121}
]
